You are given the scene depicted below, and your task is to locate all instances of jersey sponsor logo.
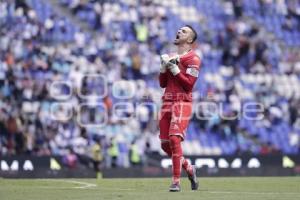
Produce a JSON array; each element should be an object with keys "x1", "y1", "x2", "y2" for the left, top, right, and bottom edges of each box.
[{"x1": 186, "y1": 67, "x2": 199, "y2": 77}]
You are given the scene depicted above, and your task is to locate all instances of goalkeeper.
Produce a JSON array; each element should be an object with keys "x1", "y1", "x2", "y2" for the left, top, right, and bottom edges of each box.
[{"x1": 158, "y1": 25, "x2": 201, "y2": 192}]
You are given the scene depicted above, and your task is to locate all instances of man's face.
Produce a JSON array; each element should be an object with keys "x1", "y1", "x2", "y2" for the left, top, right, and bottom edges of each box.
[{"x1": 173, "y1": 26, "x2": 193, "y2": 45}]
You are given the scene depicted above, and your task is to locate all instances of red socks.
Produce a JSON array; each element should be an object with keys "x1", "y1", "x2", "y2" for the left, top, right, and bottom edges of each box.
[
  {"x1": 161, "y1": 139, "x2": 193, "y2": 179},
  {"x1": 182, "y1": 158, "x2": 193, "y2": 176},
  {"x1": 169, "y1": 136, "x2": 183, "y2": 184}
]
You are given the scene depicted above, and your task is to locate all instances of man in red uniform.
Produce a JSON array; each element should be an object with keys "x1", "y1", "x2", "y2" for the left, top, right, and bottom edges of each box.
[{"x1": 159, "y1": 25, "x2": 201, "y2": 192}]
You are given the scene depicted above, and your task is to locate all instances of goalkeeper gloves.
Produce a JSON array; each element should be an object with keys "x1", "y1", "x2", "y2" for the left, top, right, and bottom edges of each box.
[
  {"x1": 160, "y1": 54, "x2": 169, "y2": 73},
  {"x1": 167, "y1": 55, "x2": 180, "y2": 76},
  {"x1": 160, "y1": 54, "x2": 181, "y2": 76}
]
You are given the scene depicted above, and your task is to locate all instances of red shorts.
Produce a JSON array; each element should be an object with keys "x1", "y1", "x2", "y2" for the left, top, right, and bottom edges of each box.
[{"x1": 159, "y1": 101, "x2": 192, "y2": 141}]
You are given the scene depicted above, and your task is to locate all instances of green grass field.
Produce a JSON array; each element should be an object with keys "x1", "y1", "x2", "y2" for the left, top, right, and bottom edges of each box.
[{"x1": 0, "y1": 177, "x2": 299, "y2": 200}]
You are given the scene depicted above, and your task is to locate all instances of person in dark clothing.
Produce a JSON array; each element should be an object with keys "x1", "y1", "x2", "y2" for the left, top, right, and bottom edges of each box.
[{"x1": 232, "y1": 0, "x2": 243, "y2": 18}]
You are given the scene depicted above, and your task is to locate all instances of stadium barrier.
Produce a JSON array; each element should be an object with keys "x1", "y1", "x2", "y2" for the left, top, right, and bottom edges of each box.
[
  {"x1": 0, "y1": 155, "x2": 96, "y2": 178},
  {"x1": 0, "y1": 155, "x2": 299, "y2": 178},
  {"x1": 103, "y1": 155, "x2": 300, "y2": 178}
]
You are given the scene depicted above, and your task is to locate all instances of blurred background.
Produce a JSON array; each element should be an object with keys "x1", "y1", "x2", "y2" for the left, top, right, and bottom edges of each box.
[{"x1": 0, "y1": 0, "x2": 299, "y2": 178}]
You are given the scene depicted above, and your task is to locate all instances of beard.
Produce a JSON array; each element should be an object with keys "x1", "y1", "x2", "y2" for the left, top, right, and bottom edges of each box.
[{"x1": 173, "y1": 39, "x2": 180, "y2": 45}]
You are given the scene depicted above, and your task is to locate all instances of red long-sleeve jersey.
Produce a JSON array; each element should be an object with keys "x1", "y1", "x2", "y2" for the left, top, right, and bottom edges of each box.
[{"x1": 159, "y1": 50, "x2": 201, "y2": 102}]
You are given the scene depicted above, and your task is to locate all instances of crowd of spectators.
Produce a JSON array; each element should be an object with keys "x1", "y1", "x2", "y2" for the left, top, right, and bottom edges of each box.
[{"x1": 0, "y1": 0, "x2": 299, "y2": 168}]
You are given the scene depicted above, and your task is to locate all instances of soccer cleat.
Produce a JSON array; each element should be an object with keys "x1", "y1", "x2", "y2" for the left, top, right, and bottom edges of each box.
[
  {"x1": 169, "y1": 183, "x2": 181, "y2": 192},
  {"x1": 188, "y1": 165, "x2": 199, "y2": 190}
]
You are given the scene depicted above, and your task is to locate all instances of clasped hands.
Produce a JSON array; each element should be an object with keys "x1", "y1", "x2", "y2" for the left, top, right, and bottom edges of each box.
[{"x1": 160, "y1": 54, "x2": 180, "y2": 76}]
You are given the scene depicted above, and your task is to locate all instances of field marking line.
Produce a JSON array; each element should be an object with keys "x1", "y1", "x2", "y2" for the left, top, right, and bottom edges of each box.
[
  {"x1": 53, "y1": 180, "x2": 97, "y2": 189},
  {"x1": 57, "y1": 180, "x2": 136, "y2": 190},
  {"x1": 44, "y1": 179, "x2": 97, "y2": 189},
  {"x1": 27, "y1": 179, "x2": 137, "y2": 191},
  {"x1": 39, "y1": 180, "x2": 134, "y2": 191},
  {"x1": 62, "y1": 180, "x2": 97, "y2": 189}
]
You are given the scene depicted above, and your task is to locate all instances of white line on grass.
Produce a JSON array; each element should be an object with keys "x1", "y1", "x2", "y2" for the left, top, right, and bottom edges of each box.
[
  {"x1": 61, "y1": 180, "x2": 97, "y2": 189},
  {"x1": 38, "y1": 180, "x2": 134, "y2": 191},
  {"x1": 56, "y1": 180, "x2": 136, "y2": 190},
  {"x1": 44, "y1": 179, "x2": 97, "y2": 189}
]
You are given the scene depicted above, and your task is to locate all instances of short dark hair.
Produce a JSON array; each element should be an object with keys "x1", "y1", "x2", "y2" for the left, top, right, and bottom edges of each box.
[{"x1": 184, "y1": 25, "x2": 197, "y2": 44}]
